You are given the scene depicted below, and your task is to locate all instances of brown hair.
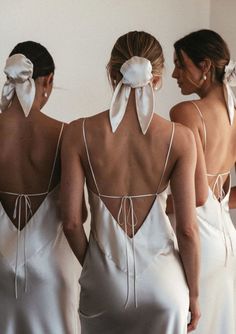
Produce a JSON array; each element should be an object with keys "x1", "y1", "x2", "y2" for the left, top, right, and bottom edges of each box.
[
  {"x1": 174, "y1": 29, "x2": 230, "y2": 83},
  {"x1": 10, "y1": 41, "x2": 55, "y2": 80},
  {"x1": 107, "y1": 31, "x2": 164, "y2": 88}
]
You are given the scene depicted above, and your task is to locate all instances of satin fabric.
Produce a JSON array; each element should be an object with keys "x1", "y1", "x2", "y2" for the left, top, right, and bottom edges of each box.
[
  {"x1": 79, "y1": 189, "x2": 189, "y2": 334},
  {"x1": 109, "y1": 57, "x2": 155, "y2": 135},
  {"x1": 0, "y1": 54, "x2": 35, "y2": 117},
  {"x1": 192, "y1": 180, "x2": 236, "y2": 334},
  {"x1": 0, "y1": 186, "x2": 80, "y2": 334},
  {"x1": 223, "y1": 60, "x2": 236, "y2": 125}
]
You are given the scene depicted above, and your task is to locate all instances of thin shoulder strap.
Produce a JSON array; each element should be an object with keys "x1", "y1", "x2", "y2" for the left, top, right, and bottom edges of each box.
[
  {"x1": 47, "y1": 123, "x2": 65, "y2": 193},
  {"x1": 157, "y1": 123, "x2": 175, "y2": 193},
  {"x1": 191, "y1": 101, "x2": 207, "y2": 152},
  {"x1": 82, "y1": 119, "x2": 100, "y2": 195}
]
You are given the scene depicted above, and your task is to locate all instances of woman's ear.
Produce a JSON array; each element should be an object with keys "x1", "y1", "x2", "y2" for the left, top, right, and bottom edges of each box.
[
  {"x1": 43, "y1": 73, "x2": 54, "y2": 88},
  {"x1": 199, "y1": 59, "x2": 211, "y2": 74},
  {"x1": 152, "y1": 75, "x2": 162, "y2": 90}
]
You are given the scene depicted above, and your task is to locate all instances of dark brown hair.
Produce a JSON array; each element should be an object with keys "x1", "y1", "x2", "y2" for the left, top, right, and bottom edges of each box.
[
  {"x1": 9, "y1": 41, "x2": 55, "y2": 80},
  {"x1": 107, "y1": 31, "x2": 164, "y2": 88},
  {"x1": 174, "y1": 29, "x2": 230, "y2": 83}
]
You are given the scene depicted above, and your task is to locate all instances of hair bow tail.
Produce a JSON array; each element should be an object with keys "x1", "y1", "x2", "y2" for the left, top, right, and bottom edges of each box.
[
  {"x1": 109, "y1": 81, "x2": 131, "y2": 133},
  {"x1": 0, "y1": 81, "x2": 15, "y2": 112},
  {"x1": 135, "y1": 84, "x2": 154, "y2": 134},
  {"x1": 15, "y1": 78, "x2": 36, "y2": 117},
  {"x1": 223, "y1": 83, "x2": 236, "y2": 125}
]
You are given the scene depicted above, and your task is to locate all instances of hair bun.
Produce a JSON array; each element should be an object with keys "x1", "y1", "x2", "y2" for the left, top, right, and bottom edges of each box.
[{"x1": 120, "y1": 56, "x2": 153, "y2": 88}]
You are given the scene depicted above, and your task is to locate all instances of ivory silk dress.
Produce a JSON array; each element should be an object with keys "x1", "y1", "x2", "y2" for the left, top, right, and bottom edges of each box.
[
  {"x1": 79, "y1": 120, "x2": 190, "y2": 334},
  {"x1": 191, "y1": 102, "x2": 236, "y2": 334},
  {"x1": 0, "y1": 124, "x2": 80, "y2": 334}
]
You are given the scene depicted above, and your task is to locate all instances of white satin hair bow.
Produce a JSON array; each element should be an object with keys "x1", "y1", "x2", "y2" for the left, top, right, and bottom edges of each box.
[
  {"x1": 223, "y1": 60, "x2": 236, "y2": 125},
  {"x1": 109, "y1": 56, "x2": 154, "y2": 134},
  {"x1": 0, "y1": 54, "x2": 35, "y2": 117}
]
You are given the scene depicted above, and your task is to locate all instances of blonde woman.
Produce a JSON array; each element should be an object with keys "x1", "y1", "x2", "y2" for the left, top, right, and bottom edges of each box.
[{"x1": 61, "y1": 31, "x2": 200, "y2": 334}]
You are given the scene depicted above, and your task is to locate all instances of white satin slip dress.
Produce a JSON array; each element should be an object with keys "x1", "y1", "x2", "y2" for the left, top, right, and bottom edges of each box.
[
  {"x1": 79, "y1": 119, "x2": 189, "y2": 334},
  {"x1": 0, "y1": 124, "x2": 80, "y2": 334},
  {"x1": 191, "y1": 101, "x2": 236, "y2": 334}
]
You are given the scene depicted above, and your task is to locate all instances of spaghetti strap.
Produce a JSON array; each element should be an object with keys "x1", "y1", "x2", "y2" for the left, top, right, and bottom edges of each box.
[
  {"x1": 47, "y1": 123, "x2": 65, "y2": 193},
  {"x1": 191, "y1": 101, "x2": 207, "y2": 152},
  {"x1": 82, "y1": 119, "x2": 100, "y2": 195},
  {"x1": 157, "y1": 123, "x2": 175, "y2": 193}
]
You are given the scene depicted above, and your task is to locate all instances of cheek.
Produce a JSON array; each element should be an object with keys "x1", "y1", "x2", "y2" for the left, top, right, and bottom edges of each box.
[{"x1": 172, "y1": 67, "x2": 180, "y2": 78}]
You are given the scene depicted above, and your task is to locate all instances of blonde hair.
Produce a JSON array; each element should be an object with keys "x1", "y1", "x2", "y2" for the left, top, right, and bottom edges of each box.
[{"x1": 107, "y1": 31, "x2": 164, "y2": 88}]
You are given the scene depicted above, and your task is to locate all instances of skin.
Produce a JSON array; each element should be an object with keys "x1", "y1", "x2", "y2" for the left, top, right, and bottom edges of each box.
[
  {"x1": 0, "y1": 72, "x2": 64, "y2": 229},
  {"x1": 171, "y1": 50, "x2": 236, "y2": 209},
  {"x1": 61, "y1": 77, "x2": 200, "y2": 332}
]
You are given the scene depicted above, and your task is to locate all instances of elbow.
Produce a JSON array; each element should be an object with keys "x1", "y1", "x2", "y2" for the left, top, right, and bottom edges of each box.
[
  {"x1": 63, "y1": 218, "x2": 80, "y2": 234},
  {"x1": 177, "y1": 223, "x2": 199, "y2": 241},
  {"x1": 195, "y1": 189, "x2": 208, "y2": 207},
  {"x1": 195, "y1": 196, "x2": 206, "y2": 207}
]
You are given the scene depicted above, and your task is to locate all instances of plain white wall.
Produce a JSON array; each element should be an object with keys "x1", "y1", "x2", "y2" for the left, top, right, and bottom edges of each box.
[
  {"x1": 0, "y1": 0, "x2": 210, "y2": 122},
  {"x1": 210, "y1": 0, "x2": 236, "y2": 58},
  {"x1": 210, "y1": 0, "x2": 236, "y2": 223}
]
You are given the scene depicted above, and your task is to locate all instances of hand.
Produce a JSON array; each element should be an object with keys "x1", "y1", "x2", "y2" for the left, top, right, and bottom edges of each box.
[{"x1": 188, "y1": 297, "x2": 201, "y2": 332}]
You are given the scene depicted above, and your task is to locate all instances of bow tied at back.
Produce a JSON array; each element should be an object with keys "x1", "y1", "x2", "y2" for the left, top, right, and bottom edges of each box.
[
  {"x1": 0, "y1": 53, "x2": 36, "y2": 117},
  {"x1": 109, "y1": 56, "x2": 155, "y2": 134}
]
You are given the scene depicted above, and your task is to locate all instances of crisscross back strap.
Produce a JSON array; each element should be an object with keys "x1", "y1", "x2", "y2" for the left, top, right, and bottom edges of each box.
[
  {"x1": 191, "y1": 101, "x2": 206, "y2": 152},
  {"x1": 47, "y1": 122, "x2": 65, "y2": 193},
  {"x1": 157, "y1": 122, "x2": 175, "y2": 193},
  {"x1": 82, "y1": 119, "x2": 100, "y2": 195}
]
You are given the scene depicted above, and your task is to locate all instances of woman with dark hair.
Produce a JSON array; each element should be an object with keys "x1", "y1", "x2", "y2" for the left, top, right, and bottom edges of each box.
[
  {"x1": 171, "y1": 29, "x2": 236, "y2": 333},
  {"x1": 61, "y1": 31, "x2": 200, "y2": 334},
  {"x1": 0, "y1": 41, "x2": 80, "y2": 334}
]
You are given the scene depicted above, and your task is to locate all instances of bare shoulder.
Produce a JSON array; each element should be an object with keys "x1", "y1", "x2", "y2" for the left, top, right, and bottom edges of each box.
[
  {"x1": 63, "y1": 118, "x2": 84, "y2": 147},
  {"x1": 170, "y1": 100, "x2": 202, "y2": 127},
  {"x1": 172, "y1": 122, "x2": 196, "y2": 157}
]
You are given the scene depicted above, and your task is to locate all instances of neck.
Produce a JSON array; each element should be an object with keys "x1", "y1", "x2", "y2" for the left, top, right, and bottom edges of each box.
[
  {"x1": 5, "y1": 95, "x2": 42, "y2": 119},
  {"x1": 196, "y1": 80, "x2": 223, "y2": 99}
]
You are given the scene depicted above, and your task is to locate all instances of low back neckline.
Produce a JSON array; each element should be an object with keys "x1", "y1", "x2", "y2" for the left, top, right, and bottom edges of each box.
[
  {"x1": 0, "y1": 122, "x2": 64, "y2": 231},
  {"x1": 82, "y1": 117, "x2": 175, "y2": 239},
  {"x1": 190, "y1": 101, "x2": 230, "y2": 200}
]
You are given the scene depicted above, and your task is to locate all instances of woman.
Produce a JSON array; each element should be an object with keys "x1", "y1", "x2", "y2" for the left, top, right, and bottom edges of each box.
[
  {"x1": 0, "y1": 41, "x2": 80, "y2": 334},
  {"x1": 61, "y1": 31, "x2": 200, "y2": 334},
  {"x1": 171, "y1": 29, "x2": 236, "y2": 334}
]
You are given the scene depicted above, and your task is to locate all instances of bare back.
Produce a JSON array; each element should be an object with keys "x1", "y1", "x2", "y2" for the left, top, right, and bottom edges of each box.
[
  {"x1": 79, "y1": 104, "x2": 177, "y2": 236},
  {"x1": 191, "y1": 99, "x2": 236, "y2": 196},
  {"x1": 171, "y1": 95, "x2": 236, "y2": 199},
  {"x1": 194, "y1": 100, "x2": 236, "y2": 172},
  {"x1": 0, "y1": 109, "x2": 64, "y2": 227}
]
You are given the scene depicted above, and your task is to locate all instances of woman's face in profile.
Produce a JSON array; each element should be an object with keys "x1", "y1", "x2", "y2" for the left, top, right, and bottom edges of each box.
[{"x1": 172, "y1": 50, "x2": 202, "y2": 95}]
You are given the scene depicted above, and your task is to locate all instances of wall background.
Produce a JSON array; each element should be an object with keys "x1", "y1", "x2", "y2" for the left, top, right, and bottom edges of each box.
[{"x1": 0, "y1": 0, "x2": 209, "y2": 122}]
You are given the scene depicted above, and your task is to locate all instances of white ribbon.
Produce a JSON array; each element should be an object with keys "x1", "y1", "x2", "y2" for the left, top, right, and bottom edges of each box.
[
  {"x1": 0, "y1": 53, "x2": 35, "y2": 117},
  {"x1": 109, "y1": 56, "x2": 154, "y2": 135},
  {"x1": 223, "y1": 60, "x2": 236, "y2": 125}
]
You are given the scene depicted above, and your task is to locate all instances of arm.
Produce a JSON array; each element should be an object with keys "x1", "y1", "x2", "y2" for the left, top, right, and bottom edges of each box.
[
  {"x1": 166, "y1": 194, "x2": 174, "y2": 214},
  {"x1": 229, "y1": 186, "x2": 236, "y2": 209},
  {"x1": 60, "y1": 120, "x2": 88, "y2": 266},
  {"x1": 170, "y1": 102, "x2": 208, "y2": 207},
  {"x1": 170, "y1": 126, "x2": 200, "y2": 332}
]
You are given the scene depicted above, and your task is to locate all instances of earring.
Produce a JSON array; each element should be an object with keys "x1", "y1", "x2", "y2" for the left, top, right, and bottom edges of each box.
[
  {"x1": 44, "y1": 91, "x2": 48, "y2": 98},
  {"x1": 154, "y1": 85, "x2": 158, "y2": 91},
  {"x1": 202, "y1": 74, "x2": 207, "y2": 81}
]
